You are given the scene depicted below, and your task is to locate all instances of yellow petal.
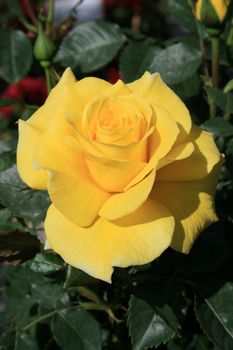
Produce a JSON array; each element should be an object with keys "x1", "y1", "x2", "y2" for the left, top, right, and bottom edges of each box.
[
  {"x1": 157, "y1": 142, "x2": 194, "y2": 170},
  {"x1": 29, "y1": 68, "x2": 76, "y2": 131},
  {"x1": 17, "y1": 120, "x2": 48, "y2": 189},
  {"x1": 48, "y1": 170, "x2": 110, "y2": 227},
  {"x1": 156, "y1": 125, "x2": 222, "y2": 181},
  {"x1": 152, "y1": 163, "x2": 221, "y2": 253},
  {"x1": 33, "y1": 118, "x2": 79, "y2": 176},
  {"x1": 124, "y1": 104, "x2": 179, "y2": 190},
  {"x1": 44, "y1": 200, "x2": 175, "y2": 282},
  {"x1": 211, "y1": 0, "x2": 227, "y2": 21},
  {"x1": 128, "y1": 72, "x2": 191, "y2": 142},
  {"x1": 99, "y1": 169, "x2": 156, "y2": 220},
  {"x1": 86, "y1": 154, "x2": 146, "y2": 192},
  {"x1": 66, "y1": 78, "x2": 130, "y2": 129},
  {"x1": 66, "y1": 135, "x2": 146, "y2": 192}
]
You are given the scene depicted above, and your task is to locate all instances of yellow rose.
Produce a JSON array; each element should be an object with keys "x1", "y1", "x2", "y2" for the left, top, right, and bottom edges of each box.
[
  {"x1": 17, "y1": 68, "x2": 222, "y2": 282},
  {"x1": 196, "y1": 0, "x2": 228, "y2": 24}
]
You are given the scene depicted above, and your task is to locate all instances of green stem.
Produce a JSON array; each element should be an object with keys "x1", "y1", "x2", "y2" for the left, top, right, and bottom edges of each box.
[
  {"x1": 211, "y1": 36, "x2": 220, "y2": 88},
  {"x1": 21, "y1": 310, "x2": 57, "y2": 331},
  {"x1": 210, "y1": 36, "x2": 220, "y2": 118},
  {"x1": 44, "y1": 66, "x2": 53, "y2": 93},
  {"x1": 46, "y1": 0, "x2": 55, "y2": 35}
]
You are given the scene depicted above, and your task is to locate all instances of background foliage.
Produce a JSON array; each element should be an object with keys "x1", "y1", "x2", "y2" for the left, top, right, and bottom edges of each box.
[{"x1": 0, "y1": 0, "x2": 233, "y2": 349}]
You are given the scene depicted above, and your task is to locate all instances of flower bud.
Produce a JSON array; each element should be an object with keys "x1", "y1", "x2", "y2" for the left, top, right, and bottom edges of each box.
[
  {"x1": 196, "y1": 0, "x2": 228, "y2": 32},
  {"x1": 34, "y1": 22, "x2": 55, "y2": 66}
]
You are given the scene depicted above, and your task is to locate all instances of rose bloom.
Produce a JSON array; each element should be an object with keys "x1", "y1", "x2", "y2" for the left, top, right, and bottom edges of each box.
[{"x1": 17, "y1": 68, "x2": 222, "y2": 282}]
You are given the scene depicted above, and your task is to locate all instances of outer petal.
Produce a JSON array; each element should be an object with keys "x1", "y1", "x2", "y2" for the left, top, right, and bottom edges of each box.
[
  {"x1": 29, "y1": 68, "x2": 76, "y2": 131},
  {"x1": 44, "y1": 200, "x2": 175, "y2": 282},
  {"x1": 156, "y1": 126, "x2": 222, "y2": 181},
  {"x1": 48, "y1": 170, "x2": 110, "y2": 227},
  {"x1": 152, "y1": 163, "x2": 221, "y2": 253},
  {"x1": 128, "y1": 72, "x2": 192, "y2": 142},
  {"x1": 17, "y1": 120, "x2": 48, "y2": 189},
  {"x1": 33, "y1": 118, "x2": 80, "y2": 175},
  {"x1": 99, "y1": 169, "x2": 156, "y2": 220}
]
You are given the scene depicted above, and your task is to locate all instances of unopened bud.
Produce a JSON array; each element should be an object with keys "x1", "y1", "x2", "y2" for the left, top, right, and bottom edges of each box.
[
  {"x1": 34, "y1": 22, "x2": 55, "y2": 64},
  {"x1": 195, "y1": 0, "x2": 228, "y2": 34}
]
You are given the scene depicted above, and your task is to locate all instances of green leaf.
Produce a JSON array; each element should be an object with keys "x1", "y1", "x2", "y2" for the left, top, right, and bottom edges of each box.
[
  {"x1": 0, "y1": 166, "x2": 50, "y2": 224},
  {"x1": 31, "y1": 282, "x2": 63, "y2": 309},
  {"x1": 172, "y1": 74, "x2": 201, "y2": 99},
  {"x1": 119, "y1": 41, "x2": 161, "y2": 83},
  {"x1": 195, "y1": 281, "x2": 233, "y2": 349},
  {"x1": 205, "y1": 86, "x2": 233, "y2": 114},
  {"x1": 0, "y1": 140, "x2": 15, "y2": 154},
  {"x1": 64, "y1": 265, "x2": 99, "y2": 288},
  {"x1": 165, "y1": 0, "x2": 197, "y2": 33},
  {"x1": 134, "y1": 287, "x2": 181, "y2": 336},
  {"x1": 55, "y1": 20, "x2": 126, "y2": 73},
  {"x1": 28, "y1": 253, "x2": 64, "y2": 275},
  {"x1": 0, "y1": 98, "x2": 18, "y2": 107},
  {"x1": 51, "y1": 308, "x2": 102, "y2": 350},
  {"x1": 0, "y1": 332, "x2": 16, "y2": 349},
  {"x1": 202, "y1": 118, "x2": 233, "y2": 137},
  {"x1": 0, "y1": 220, "x2": 23, "y2": 234},
  {"x1": 226, "y1": 138, "x2": 233, "y2": 155},
  {"x1": 128, "y1": 296, "x2": 175, "y2": 350},
  {"x1": 0, "y1": 287, "x2": 35, "y2": 329},
  {"x1": 0, "y1": 28, "x2": 32, "y2": 83},
  {"x1": 148, "y1": 43, "x2": 201, "y2": 85},
  {"x1": 14, "y1": 333, "x2": 39, "y2": 350}
]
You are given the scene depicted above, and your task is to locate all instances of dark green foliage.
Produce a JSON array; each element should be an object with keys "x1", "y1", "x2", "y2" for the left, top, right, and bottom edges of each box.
[
  {"x1": 1, "y1": 0, "x2": 233, "y2": 349},
  {"x1": 55, "y1": 20, "x2": 126, "y2": 73},
  {"x1": 0, "y1": 28, "x2": 32, "y2": 83}
]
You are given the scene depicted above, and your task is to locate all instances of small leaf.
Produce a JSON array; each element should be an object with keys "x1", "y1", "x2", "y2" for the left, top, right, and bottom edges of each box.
[
  {"x1": 226, "y1": 139, "x2": 233, "y2": 155},
  {"x1": 119, "y1": 41, "x2": 161, "y2": 83},
  {"x1": 128, "y1": 295, "x2": 175, "y2": 350},
  {"x1": 14, "y1": 332, "x2": 39, "y2": 350},
  {"x1": 0, "y1": 287, "x2": 35, "y2": 329},
  {"x1": 28, "y1": 253, "x2": 64, "y2": 275},
  {"x1": 166, "y1": 0, "x2": 198, "y2": 33},
  {"x1": 0, "y1": 98, "x2": 18, "y2": 107},
  {"x1": 0, "y1": 166, "x2": 50, "y2": 224},
  {"x1": 147, "y1": 43, "x2": 201, "y2": 85},
  {"x1": 55, "y1": 20, "x2": 126, "y2": 73},
  {"x1": 51, "y1": 308, "x2": 102, "y2": 350},
  {"x1": 205, "y1": 86, "x2": 233, "y2": 114},
  {"x1": 202, "y1": 117, "x2": 233, "y2": 137},
  {"x1": 31, "y1": 282, "x2": 63, "y2": 309},
  {"x1": 0, "y1": 28, "x2": 32, "y2": 83},
  {"x1": 64, "y1": 265, "x2": 98, "y2": 288},
  {"x1": 195, "y1": 281, "x2": 233, "y2": 349}
]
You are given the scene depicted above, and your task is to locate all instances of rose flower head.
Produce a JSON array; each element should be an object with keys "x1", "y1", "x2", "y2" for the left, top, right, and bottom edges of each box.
[{"x1": 17, "y1": 68, "x2": 222, "y2": 282}]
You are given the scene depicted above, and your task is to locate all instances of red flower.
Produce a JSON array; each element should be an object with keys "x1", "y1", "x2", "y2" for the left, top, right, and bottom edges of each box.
[{"x1": 0, "y1": 76, "x2": 47, "y2": 118}]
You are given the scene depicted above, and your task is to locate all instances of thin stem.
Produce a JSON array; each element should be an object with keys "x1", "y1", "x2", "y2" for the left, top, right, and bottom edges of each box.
[
  {"x1": 24, "y1": 0, "x2": 38, "y2": 29},
  {"x1": 209, "y1": 36, "x2": 220, "y2": 118},
  {"x1": 44, "y1": 66, "x2": 53, "y2": 94},
  {"x1": 46, "y1": 0, "x2": 55, "y2": 35},
  {"x1": 211, "y1": 36, "x2": 220, "y2": 88},
  {"x1": 22, "y1": 310, "x2": 56, "y2": 331}
]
